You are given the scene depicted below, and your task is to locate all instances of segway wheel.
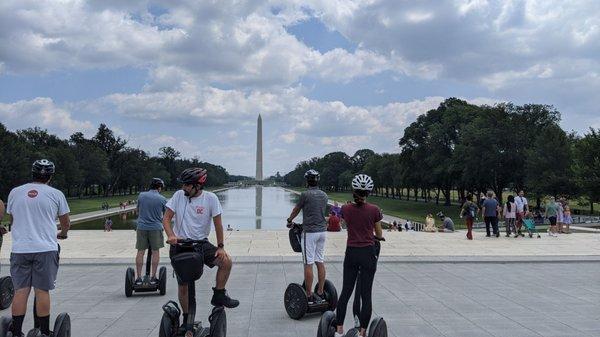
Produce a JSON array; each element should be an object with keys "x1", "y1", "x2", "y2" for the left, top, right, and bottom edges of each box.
[
  {"x1": 0, "y1": 276, "x2": 14, "y2": 310},
  {"x1": 158, "y1": 266, "x2": 167, "y2": 296},
  {"x1": 367, "y1": 316, "x2": 387, "y2": 337},
  {"x1": 321, "y1": 279, "x2": 338, "y2": 311},
  {"x1": 209, "y1": 306, "x2": 227, "y2": 337},
  {"x1": 159, "y1": 312, "x2": 175, "y2": 337},
  {"x1": 317, "y1": 310, "x2": 336, "y2": 337},
  {"x1": 125, "y1": 267, "x2": 134, "y2": 297},
  {"x1": 284, "y1": 283, "x2": 308, "y2": 320},
  {"x1": 0, "y1": 316, "x2": 13, "y2": 336},
  {"x1": 53, "y1": 312, "x2": 71, "y2": 337},
  {"x1": 345, "y1": 328, "x2": 360, "y2": 337}
]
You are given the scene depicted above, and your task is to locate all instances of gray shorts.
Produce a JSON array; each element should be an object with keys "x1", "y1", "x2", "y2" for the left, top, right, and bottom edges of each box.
[{"x1": 10, "y1": 251, "x2": 60, "y2": 291}]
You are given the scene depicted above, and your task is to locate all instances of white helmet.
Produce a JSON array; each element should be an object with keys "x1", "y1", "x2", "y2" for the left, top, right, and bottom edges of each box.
[{"x1": 352, "y1": 174, "x2": 374, "y2": 191}]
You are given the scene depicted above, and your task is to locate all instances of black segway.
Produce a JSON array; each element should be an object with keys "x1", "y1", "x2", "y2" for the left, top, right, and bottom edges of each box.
[
  {"x1": 0, "y1": 298, "x2": 72, "y2": 337},
  {"x1": 159, "y1": 239, "x2": 226, "y2": 337},
  {"x1": 0, "y1": 275, "x2": 14, "y2": 310},
  {"x1": 284, "y1": 223, "x2": 338, "y2": 320},
  {"x1": 125, "y1": 248, "x2": 167, "y2": 297}
]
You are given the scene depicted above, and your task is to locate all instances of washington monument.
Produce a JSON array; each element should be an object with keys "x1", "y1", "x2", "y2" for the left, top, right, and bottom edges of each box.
[{"x1": 256, "y1": 114, "x2": 263, "y2": 181}]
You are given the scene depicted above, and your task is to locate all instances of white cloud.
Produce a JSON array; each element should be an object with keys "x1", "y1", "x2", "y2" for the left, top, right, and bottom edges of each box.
[{"x1": 0, "y1": 97, "x2": 94, "y2": 137}]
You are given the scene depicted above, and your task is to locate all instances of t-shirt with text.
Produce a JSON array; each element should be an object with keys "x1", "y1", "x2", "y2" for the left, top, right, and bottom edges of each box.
[
  {"x1": 7, "y1": 183, "x2": 70, "y2": 253},
  {"x1": 166, "y1": 190, "x2": 222, "y2": 240}
]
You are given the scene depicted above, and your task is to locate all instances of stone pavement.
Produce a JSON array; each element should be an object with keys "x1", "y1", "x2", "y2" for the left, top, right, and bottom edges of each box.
[
  {"x1": 1, "y1": 262, "x2": 599, "y2": 337},
  {"x1": 3, "y1": 230, "x2": 600, "y2": 261}
]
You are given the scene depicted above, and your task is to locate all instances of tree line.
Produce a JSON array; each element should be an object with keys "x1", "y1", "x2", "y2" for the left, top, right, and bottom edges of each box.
[
  {"x1": 284, "y1": 98, "x2": 600, "y2": 213},
  {"x1": 0, "y1": 123, "x2": 230, "y2": 200}
]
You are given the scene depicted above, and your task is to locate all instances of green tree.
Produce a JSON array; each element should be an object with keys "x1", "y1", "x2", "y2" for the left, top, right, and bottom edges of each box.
[{"x1": 573, "y1": 129, "x2": 600, "y2": 213}]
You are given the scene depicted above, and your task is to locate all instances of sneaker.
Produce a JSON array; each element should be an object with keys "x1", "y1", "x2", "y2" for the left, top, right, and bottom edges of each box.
[
  {"x1": 211, "y1": 287, "x2": 240, "y2": 308},
  {"x1": 150, "y1": 276, "x2": 158, "y2": 285},
  {"x1": 485, "y1": 234, "x2": 491, "y2": 237},
  {"x1": 334, "y1": 333, "x2": 345, "y2": 337},
  {"x1": 134, "y1": 277, "x2": 143, "y2": 285}
]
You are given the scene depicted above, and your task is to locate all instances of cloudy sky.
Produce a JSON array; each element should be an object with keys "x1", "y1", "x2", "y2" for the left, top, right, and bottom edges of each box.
[{"x1": 0, "y1": 1, "x2": 598, "y2": 176}]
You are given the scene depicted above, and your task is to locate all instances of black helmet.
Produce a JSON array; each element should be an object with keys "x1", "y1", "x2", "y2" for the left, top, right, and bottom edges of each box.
[
  {"x1": 436, "y1": 211, "x2": 445, "y2": 219},
  {"x1": 178, "y1": 167, "x2": 207, "y2": 185},
  {"x1": 32, "y1": 159, "x2": 55, "y2": 178},
  {"x1": 150, "y1": 177, "x2": 165, "y2": 189},
  {"x1": 304, "y1": 169, "x2": 319, "y2": 182}
]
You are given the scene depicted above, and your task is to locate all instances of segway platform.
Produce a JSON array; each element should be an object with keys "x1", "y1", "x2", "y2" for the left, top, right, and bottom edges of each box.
[
  {"x1": 125, "y1": 249, "x2": 167, "y2": 297},
  {"x1": 317, "y1": 311, "x2": 387, "y2": 337}
]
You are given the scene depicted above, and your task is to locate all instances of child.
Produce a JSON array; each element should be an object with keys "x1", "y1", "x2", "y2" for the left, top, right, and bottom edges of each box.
[
  {"x1": 424, "y1": 214, "x2": 436, "y2": 232},
  {"x1": 563, "y1": 205, "x2": 572, "y2": 234},
  {"x1": 523, "y1": 211, "x2": 540, "y2": 238}
]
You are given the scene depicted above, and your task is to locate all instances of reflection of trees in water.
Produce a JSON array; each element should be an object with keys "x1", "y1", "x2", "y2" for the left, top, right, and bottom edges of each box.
[{"x1": 255, "y1": 186, "x2": 262, "y2": 229}]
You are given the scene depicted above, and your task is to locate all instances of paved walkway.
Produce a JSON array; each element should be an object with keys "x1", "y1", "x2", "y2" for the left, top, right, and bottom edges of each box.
[
  {"x1": 2, "y1": 230, "x2": 600, "y2": 262},
  {"x1": 0, "y1": 262, "x2": 599, "y2": 337}
]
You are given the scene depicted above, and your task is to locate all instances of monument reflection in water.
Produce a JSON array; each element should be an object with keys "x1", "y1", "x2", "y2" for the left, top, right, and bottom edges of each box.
[{"x1": 217, "y1": 186, "x2": 300, "y2": 230}]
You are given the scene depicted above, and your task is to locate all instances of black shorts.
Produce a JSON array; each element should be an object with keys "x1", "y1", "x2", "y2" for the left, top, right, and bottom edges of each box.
[
  {"x1": 548, "y1": 216, "x2": 557, "y2": 226},
  {"x1": 169, "y1": 241, "x2": 218, "y2": 285}
]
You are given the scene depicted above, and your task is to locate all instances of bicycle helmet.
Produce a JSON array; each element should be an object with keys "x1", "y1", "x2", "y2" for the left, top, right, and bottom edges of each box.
[
  {"x1": 150, "y1": 177, "x2": 165, "y2": 189},
  {"x1": 32, "y1": 159, "x2": 55, "y2": 177},
  {"x1": 177, "y1": 167, "x2": 207, "y2": 185},
  {"x1": 304, "y1": 169, "x2": 320, "y2": 181},
  {"x1": 351, "y1": 174, "x2": 374, "y2": 191}
]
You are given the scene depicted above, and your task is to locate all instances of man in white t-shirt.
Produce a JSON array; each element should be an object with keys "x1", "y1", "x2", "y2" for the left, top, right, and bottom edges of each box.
[
  {"x1": 163, "y1": 167, "x2": 238, "y2": 336},
  {"x1": 6, "y1": 159, "x2": 70, "y2": 337},
  {"x1": 514, "y1": 190, "x2": 529, "y2": 237}
]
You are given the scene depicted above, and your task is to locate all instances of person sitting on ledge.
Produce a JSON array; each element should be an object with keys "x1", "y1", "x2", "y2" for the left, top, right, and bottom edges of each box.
[
  {"x1": 424, "y1": 214, "x2": 437, "y2": 232},
  {"x1": 436, "y1": 212, "x2": 455, "y2": 232}
]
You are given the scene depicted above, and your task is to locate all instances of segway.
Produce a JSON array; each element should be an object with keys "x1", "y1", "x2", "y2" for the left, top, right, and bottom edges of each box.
[
  {"x1": 284, "y1": 223, "x2": 338, "y2": 320},
  {"x1": 318, "y1": 311, "x2": 387, "y2": 337},
  {"x1": 125, "y1": 248, "x2": 167, "y2": 297},
  {"x1": 159, "y1": 239, "x2": 226, "y2": 337},
  {"x1": 0, "y1": 298, "x2": 71, "y2": 337},
  {"x1": 0, "y1": 275, "x2": 14, "y2": 310}
]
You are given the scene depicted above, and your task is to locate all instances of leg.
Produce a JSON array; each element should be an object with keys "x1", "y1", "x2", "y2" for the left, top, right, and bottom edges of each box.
[
  {"x1": 178, "y1": 283, "x2": 189, "y2": 313},
  {"x1": 135, "y1": 250, "x2": 145, "y2": 278},
  {"x1": 358, "y1": 262, "x2": 377, "y2": 335},
  {"x1": 151, "y1": 250, "x2": 160, "y2": 278},
  {"x1": 215, "y1": 254, "x2": 232, "y2": 289},
  {"x1": 304, "y1": 264, "x2": 314, "y2": 297},
  {"x1": 336, "y1": 249, "x2": 360, "y2": 334},
  {"x1": 492, "y1": 217, "x2": 499, "y2": 236},
  {"x1": 11, "y1": 287, "x2": 31, "y2": 316},
  {"x1": 314, "y1": 232, "x2": 327, "y2": 295},
  {"x1": 466, "y1": 218, "x2": 473, "y2": 240},
  {"x1": 352, "y1": 272, "x2": 361, "y2": 319},
  {"x1": 301, "y1": 232, "x2": 317, "y2": 297},
  {"x1": 208, "y1": 243, "x2": 239, "y2": 308},
  {"x1": 484, "y1": 217, "x2": 491, "y2": 236},
  {"x1": 315, "y1": 262, "x2": 325, "y2": 295},
  {"x1": 34, "y1": 288, "x2": 52, "y2": 335}
]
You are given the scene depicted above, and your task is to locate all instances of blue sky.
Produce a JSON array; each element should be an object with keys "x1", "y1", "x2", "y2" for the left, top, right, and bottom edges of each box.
[{"x1": 1, "y1": 1, "x2": 598, "y2": 176}]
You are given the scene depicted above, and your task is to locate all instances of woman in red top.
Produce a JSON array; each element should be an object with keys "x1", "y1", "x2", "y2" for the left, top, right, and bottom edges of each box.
[{"x1": 335, "y1": 174, "x2": 384, "y2": 337}]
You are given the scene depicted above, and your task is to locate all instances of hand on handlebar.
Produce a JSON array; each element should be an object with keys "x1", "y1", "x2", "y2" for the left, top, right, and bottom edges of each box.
[
  {"x1": 166, "y1": 235, "x2": 179, "y2": 245},
  {"x1": 375, "y1": 236, "x2": 386, "y2": 241}
]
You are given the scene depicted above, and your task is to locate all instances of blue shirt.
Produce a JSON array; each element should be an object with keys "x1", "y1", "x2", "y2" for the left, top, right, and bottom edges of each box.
[
  {"x1": 137, "y1": 190, "x2": 167, "y2": 230},
  {"x1": 482, "y1": 198, "x2": 499, "y2": 217}
]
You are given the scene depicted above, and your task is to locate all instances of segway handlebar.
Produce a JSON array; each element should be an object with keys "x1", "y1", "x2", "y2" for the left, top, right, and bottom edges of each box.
[
  {"x1": 286, "y1": 222, "x2": 302, "y2": 229},
  {"x1": 170, "y1": 238, "x2": 209, "y2": 247}
]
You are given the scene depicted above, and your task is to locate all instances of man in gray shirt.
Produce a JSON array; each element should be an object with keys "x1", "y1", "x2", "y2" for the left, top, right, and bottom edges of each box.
[
  {"x1": 437, "y1": 212, "x2": 455, "y2": 232},
  {"x1": 481, "y1": 190, "x2": 500, "y2": 237},
  {"x1": 287, "y1": 169, "x2": 328, "y2": 302},
  {"x1": 135, "y1": 178, "x2": 167, "y2": 284}
]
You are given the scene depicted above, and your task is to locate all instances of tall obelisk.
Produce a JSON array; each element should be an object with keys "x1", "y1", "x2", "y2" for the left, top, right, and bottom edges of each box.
[{"x1": 255, "y1": 114, "x2": 263, "y2": 181}]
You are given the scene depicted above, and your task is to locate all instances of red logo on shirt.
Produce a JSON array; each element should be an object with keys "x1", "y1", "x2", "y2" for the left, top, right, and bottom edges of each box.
[
  {"x1": 27, "y1": 190, "x2": 38, "y2": 198},
  {"x1": 195, "y1": 206, "x2": 205, "y2": 215}
]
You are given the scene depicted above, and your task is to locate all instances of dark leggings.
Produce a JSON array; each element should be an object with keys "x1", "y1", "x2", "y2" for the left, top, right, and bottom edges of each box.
[{"x1": 336, "y1": 245, "x2": 377, "y2": 329}]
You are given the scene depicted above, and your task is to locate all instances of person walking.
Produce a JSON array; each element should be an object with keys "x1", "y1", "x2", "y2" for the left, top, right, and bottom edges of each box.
[
  {"x1": 6, "y1": 159, "x2": 70, "y2": 337},
  {"x1": 334, "y1": 174, "x2": 384, "y2": 337},
  {"x1": 460, "y1": 194, "x2": 479, "y2": 240},
  {"x1": 134, "y1": 178, "x2": 167, "y2": 285},
  {"x1": 557, "y1": 198, "x2": 565, "y2": 234},
  {"x1": 503, "y1": 195, "x2": 517, "y2": 237},
  {"x1": 545, "y1": 197, "x2": 559, "y2": 237},
  {"x1": 514, "y1": 190, "x2": 528, "y2": 237},
  {"x1": 287, "y1": 169, "x2": 329, "y2": 303},
  {"x1": 482, "y1": 191, "x2": 500, "y2": 237}
]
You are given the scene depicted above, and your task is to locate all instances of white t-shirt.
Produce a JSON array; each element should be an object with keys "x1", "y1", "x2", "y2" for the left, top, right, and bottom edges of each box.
[
  {"x1": 166, "y1": 190, "x2": 222, "y2": 240},
  {"x1": 7, "y1": 183, "x2": 70, "y2": 253},
  {"x1": 515, "y1": 196, "x2": 528, "y2": 212}
]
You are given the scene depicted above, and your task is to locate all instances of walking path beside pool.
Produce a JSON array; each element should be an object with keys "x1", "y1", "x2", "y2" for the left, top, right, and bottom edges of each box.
[{"x1": 2, "y1": 230, "x2": 600, "y2": 263}]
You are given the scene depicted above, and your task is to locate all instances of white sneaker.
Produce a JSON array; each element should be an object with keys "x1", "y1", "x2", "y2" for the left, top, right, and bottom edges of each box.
[{"x1": 334, "y1": 332, "x2": 345, "y2": 337}]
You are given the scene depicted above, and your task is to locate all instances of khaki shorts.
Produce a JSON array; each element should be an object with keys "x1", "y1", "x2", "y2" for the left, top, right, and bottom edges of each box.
[{"x1": 136, "y1": 229, "x2": 165, "y2": 251}]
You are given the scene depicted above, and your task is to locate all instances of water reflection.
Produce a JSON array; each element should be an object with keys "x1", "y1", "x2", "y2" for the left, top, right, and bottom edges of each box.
[{"x1": 255, "y1": 185, "x2": 262, "y2": 229}]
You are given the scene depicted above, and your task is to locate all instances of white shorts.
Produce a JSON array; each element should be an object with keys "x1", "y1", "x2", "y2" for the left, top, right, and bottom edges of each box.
[{"x1": 301, "y1": 231, "x2": 326, "y2": 265}]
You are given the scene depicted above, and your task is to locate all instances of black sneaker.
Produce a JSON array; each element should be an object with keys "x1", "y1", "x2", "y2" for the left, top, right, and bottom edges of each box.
[
  {"x1": 485, "y1": 234, "x2": 491, "y2": 237},
  {"x1": 150, "y1": 277, "x2": 158, "y2": 285},
  {"x1": 311, "y1": 293, "x2": 325, "y2": 303},
  {"x1": 134, "y1": 277, "x2": 143, "y2": 285},
  {"x1": 211, "y1": 287, "x2": 239, "y2": 308}
]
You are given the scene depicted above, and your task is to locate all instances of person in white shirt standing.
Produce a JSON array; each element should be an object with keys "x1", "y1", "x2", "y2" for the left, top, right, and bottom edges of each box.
[
  {"x1": 163, "y1": 167, "x2": 238, "y2": 337},
  {"x1": 514, "y1": 190, "x2": 528, "y2": 237},
  {"x1": 6, "y1": 159, "x2": 70, "y2": 337}
]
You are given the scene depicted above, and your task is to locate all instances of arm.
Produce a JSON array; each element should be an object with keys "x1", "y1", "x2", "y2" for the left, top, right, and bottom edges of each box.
[
  {"x1": 0, "y1": 199, "x2": 4, "y2": 222},
  {"x1": 163, "y1": 207, "x2": 177, "y2": 244},
  {"x1": 57, "y1": 213, "x2": 70, "y2": 238},
  {"x1": 375, "y1": 221, "x2": 383, "y2": 240},
  {"x1": 287, "y1": 206, "x2": 301, "y2": 224},
  {"x1": 213, "y1": 214, "x2": 228, "y2": 262}
]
